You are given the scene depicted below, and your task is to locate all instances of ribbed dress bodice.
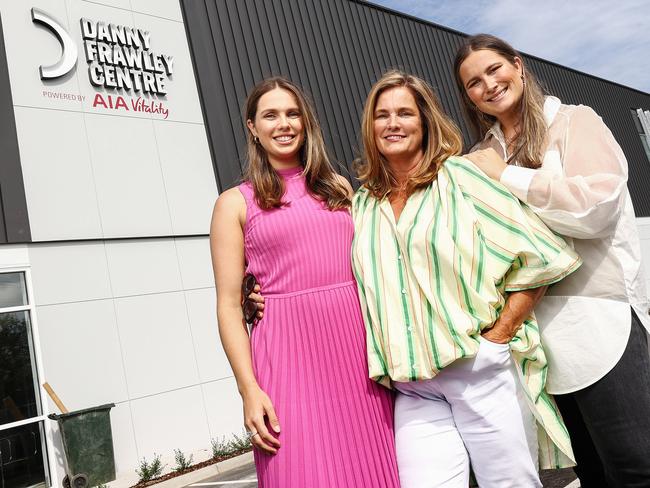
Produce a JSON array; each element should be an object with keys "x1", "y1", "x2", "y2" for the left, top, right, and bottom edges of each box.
[{"x1": 239, "y1": 166, "x2": 354, "y2": 295}]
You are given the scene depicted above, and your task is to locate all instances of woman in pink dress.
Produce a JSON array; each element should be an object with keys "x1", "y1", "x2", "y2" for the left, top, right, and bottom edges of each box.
[{"x1": 210, "y1": 77, "x2": 399, "y2": 487}]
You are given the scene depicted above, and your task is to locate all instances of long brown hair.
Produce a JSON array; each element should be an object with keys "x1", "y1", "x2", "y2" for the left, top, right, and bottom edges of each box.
[
  {"x1": 356, "y1": 70, "x2": 463, "y2": 199},
  {"x1": 453, "y1": 34, "x2": 547, "y2": 169},
  {"x1": 243, "y1": 77, "x2": 350, "y2": 210}
]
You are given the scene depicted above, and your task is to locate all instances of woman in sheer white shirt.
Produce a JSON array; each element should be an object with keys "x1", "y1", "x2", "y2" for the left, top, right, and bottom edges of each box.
[{"x1": 454, "y1": 33, "x2": 650, "y2": 487}]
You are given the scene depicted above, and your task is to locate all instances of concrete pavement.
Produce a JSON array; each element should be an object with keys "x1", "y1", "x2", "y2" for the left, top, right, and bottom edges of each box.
[{"x1": 187, "y1": 459, "x2": 579, "y2": 487}]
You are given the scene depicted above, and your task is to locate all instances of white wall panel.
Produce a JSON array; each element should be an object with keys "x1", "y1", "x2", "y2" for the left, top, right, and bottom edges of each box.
[
  {"x1": 14, "y1": 107, "x2": 103, "y2": 241},
  {"x1": 108, "y1": 402, "x2": 140, "y2": 484},
  {"x1": 28, "y1": 242, "x2": 111, "y2": 305},
  {"x1": 201, "y1": 378, "x2": 244, "y2": 441},
  {"x1": 130, "y1": 0, "x2": 183, "y2": 22},
  {"x1": 175, "y1": 237, "x2": 214, "y2": 289},
  {"x1": 154, "y1": 120, "x2": 218, "y2": 235},
  {"x1": 636, "y1": 217, "x2": 650, "y2": 293},
  {"x1": 1, "y1": 0, "x2": 82, "y2": 111},
  {"x1": 635, "y1": 217, "x2": 650, "y2": 239},
  {"x1": 129, "y1": 385, "x2": 210, "y2": 461},
  {"x1": 45, "y1": 413, "x2": 68, "y2": 488},
  {"x1": 114, "y1": 291, "x2": 199, "y2": 398},
  {"x1": 105, "y1": 239, "x2": 182, "y2": 297},
  {"x1": 0, "y1": 244, "x2": 29, "y2": 269},
  {"x1": 184, "y1": 288, "x2": 232, "y2": 383},
  {"x1": 132, "y1": 12, "x2": 203, "y2": 124},
  {"x1": 71, "y1": 0, "x2": 132, "y2": 11},
  {"x1": 85, "y1": 114, "x2": 172, "y2": 237},
  {"x1": 35, "y1": 299, "x2": 129, "y2": 407}
]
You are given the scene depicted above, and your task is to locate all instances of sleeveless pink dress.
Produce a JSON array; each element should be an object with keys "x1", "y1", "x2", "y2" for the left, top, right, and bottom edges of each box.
[{"x1": 239, "y1": 167, "x2": 399, "y2": 487}]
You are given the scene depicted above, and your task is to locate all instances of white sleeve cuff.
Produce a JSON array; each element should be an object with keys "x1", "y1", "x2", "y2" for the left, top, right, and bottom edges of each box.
[{"x1": 500, "y1": 165, "x2": 536, "y2": 202}]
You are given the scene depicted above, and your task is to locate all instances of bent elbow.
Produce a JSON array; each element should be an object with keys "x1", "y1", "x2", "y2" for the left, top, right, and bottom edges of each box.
[{"x1": 538, "y1": 201, "x2": 623, "y2": 239}]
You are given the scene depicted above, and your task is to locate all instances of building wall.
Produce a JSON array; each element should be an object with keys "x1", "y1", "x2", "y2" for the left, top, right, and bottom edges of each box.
[
  {"x1": 0, "y1": 0, "x2": 240, "y2": 485},
  {"x1": 27, "y1": 236, "x2": 241, "y2": 486},
  {"x1": 182, "y1": 0, "x2": 650, "y2": 214},
  {"x1": 637, "y1": 217, "x2": 650, "y2": 298},
  {"x1": 2, "y1": 0, "x2": 216, "y2": 241}
]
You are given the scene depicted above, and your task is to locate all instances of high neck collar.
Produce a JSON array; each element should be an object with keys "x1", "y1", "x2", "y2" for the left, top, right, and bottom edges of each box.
[{"x1": 275, "y1": 165, "x2": 303, "y2": 178}]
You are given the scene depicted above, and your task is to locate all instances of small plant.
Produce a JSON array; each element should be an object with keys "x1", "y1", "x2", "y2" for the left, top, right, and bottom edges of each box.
[
  {"x1": 173, "y1": 448, "x2": 194, "y2": 472},
  {"x1": 210, "y1": 431, "x2": 253, "y2": 460},
  {"x1": 211, "y1": 436, "x2": 231, "y2": 458},
  {"x1": 229, "y1": 430, "x2": 253, "y2": 451},
  {"x1": 135, "y1": 453, "x2": 165, "y2": 482}
]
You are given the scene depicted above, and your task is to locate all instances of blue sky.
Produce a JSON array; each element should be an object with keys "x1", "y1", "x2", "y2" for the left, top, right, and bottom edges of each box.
[{"x1": 369, "y1": 0, "x2": 650, "y2": 94}]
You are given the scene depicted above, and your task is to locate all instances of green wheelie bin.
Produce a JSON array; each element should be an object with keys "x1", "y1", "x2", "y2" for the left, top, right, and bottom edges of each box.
[{"x1": 48, "y1": 403, "x2": 116, "y2": 488}]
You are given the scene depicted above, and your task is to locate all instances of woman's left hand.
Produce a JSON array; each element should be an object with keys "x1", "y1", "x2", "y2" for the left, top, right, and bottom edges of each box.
[
  {"x1": 464, "y1": 148, "x2": 508, "y2": 181},
  {"x1": 481, "y1": 327, "x2": 512, "y2": 344}
]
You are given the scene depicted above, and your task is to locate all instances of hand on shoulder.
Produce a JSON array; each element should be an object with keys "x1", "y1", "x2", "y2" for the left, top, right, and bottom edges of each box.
[
  {"x1": 463, "y1": 147, "x2": 507, "y2": 181},
  {"x1": 335, "y1": 173, "x2": 354, "y2": 199}
]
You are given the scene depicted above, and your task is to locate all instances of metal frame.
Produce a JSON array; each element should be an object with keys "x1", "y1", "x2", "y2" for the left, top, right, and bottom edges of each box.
[{"x1": 0, "y1": 268, "x2": 53, "y2": 487}]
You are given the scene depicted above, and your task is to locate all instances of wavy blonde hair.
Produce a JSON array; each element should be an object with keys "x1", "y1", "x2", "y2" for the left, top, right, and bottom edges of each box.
[
  {"x1": 243, "y1": 77, "x2": 350, "y2": 210},
  {"x1": 356, "y1": 70, "x2": 463, "y2": 199},
  {"x1": 453, "y1": 34, "x2": 547, "y2": 169}
]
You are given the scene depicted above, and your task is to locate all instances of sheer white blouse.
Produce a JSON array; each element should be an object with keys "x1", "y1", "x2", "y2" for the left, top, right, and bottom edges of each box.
[{"x1": 475, "y1": 96, "x2": 650, "y2": 394}]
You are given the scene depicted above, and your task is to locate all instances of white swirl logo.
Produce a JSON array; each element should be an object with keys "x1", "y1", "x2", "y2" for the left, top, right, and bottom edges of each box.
[{"x1": 31, "y1": 8, "x2": 78, "y2": 79}]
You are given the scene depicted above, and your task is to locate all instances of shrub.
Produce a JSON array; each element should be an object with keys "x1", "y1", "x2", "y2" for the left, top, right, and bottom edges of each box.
[
  {"x1": 229, "y1": 431, "x2": 252, "y2": 451},
  {"x1": 173, "y1": 449, "x2": 194, "y2": 472},
  {"x1": 211, "y1": 436, "x2": 231, "y2": 458},
  {"x1": 210, "y1": 430, "x2": 253, "y2": 459},
  {"x1": 135, "y1": 453, "x2": 165, "y2": 482}
]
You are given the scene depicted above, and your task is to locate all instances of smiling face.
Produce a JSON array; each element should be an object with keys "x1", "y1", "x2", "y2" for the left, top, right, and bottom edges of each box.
[
  {"x1": 373, "y1": 86, "x2": 424, "y2": 169},
  {"x1": 247, "y1": 87, "x2": 304, "y2": 168},
  {"x1": 458, "y1": 49, "x2": 524, "y2": 124}
]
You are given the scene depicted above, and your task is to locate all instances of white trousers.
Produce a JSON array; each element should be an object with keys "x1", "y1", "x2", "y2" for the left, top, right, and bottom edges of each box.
[{"x1": 394, "y1": 337, "x2": 541, "y2": 488}]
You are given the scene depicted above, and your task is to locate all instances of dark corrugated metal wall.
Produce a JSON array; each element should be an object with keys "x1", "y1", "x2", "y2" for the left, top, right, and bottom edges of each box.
[
  {"x1": 181, "y1": 0, "x2": 650, "y2": 216},
  {"x1": 0, "y1": 13, "x2": 31, "y2": 243}
]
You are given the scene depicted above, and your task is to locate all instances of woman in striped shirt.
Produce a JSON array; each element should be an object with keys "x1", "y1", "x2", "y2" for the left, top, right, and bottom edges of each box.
[
  {"x1": 455, "y1": 34, "x2": 650, "y2": 487},
  {"x1": 352, "y1": 70, "x2": 581, "y2": 487}
]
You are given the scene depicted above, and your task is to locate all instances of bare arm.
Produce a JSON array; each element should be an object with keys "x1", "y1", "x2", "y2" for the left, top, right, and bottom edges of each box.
[
  {"x1": 482, "y1": 286, "x2": 548, "y2": 344},
  {"x1": 210, "y1": 188, "x2": 280, "y2": 453}
]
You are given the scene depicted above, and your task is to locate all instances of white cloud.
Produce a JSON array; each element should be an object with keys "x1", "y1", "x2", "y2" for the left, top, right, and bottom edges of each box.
[{"x1": 370, "y1": 0, "x2": 650, "y2": 93}]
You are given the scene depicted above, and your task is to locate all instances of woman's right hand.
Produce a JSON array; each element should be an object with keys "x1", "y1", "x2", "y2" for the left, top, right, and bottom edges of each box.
[
  {"x1": 464, "y1": 148, "x2": 507, "y2": 180},
  {"x1": 241, "y1": 384, "x2": 281, "y2": 454}
]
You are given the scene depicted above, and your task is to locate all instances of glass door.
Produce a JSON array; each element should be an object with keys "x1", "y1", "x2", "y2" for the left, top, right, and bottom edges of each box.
[{"x1": 0, "y1": 272, "x2": 49, "y2": 488}]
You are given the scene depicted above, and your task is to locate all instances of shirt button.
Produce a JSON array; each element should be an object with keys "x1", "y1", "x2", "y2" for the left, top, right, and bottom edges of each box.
[
  {"x1": 401, "y1": 288, "x2": 407, "y2": 294},
  {"x1": 397, "y1": 255, "x2": 402, "y2": 260}
]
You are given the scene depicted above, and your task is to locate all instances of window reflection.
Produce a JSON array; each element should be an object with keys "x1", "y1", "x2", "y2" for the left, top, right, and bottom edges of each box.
[
  {"x1": 0, "y1": 313, "x2": 40, "y2": 426},
  {"x1": 0, "y1": 422, "x2": 48, "y2": 488},
  {"x1": 0, "y1": 274, "x2": 27, "y2": 309}
]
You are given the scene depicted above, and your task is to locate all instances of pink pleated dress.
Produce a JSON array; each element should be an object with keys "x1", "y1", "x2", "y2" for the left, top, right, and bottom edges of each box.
[{"x1": 239, "y1": 166, "x2": 399, "y2": 487}]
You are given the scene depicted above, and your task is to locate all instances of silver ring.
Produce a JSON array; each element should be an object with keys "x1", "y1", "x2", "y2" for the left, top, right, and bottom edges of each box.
[{"x1": 248, "y1": 430, "x2": 258, "y2": 438}]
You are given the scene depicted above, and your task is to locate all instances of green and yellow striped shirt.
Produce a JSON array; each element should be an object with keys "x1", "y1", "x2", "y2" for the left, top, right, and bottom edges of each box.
[{"x1": 351, "y1": 156, "x2": 582, "y2": 469}]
